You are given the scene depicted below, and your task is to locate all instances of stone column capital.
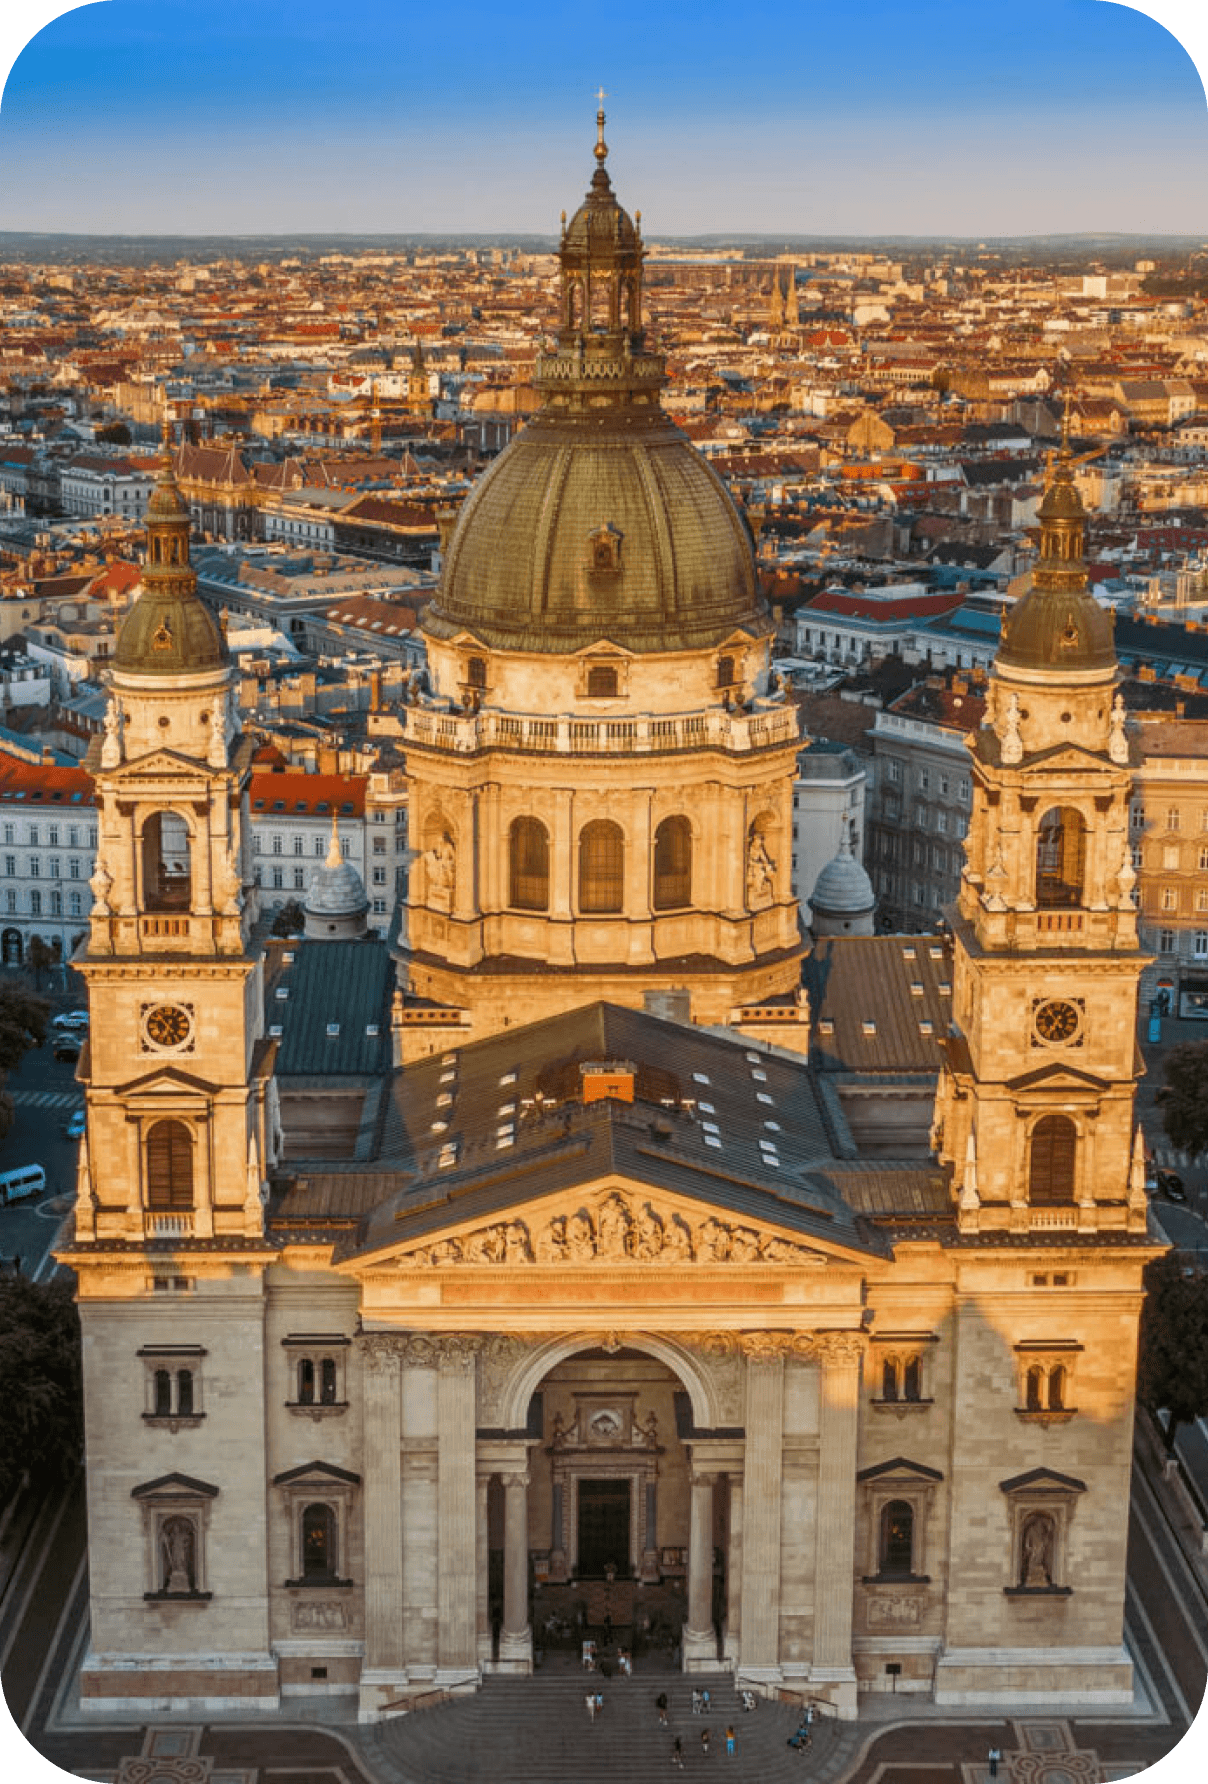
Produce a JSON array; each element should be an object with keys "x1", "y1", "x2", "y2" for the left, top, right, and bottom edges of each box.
[
  {"x1": 799, "y1": 1330, "x2": 866, "y2": 1368},
  {"x1": 357, "y1": 1332, "x2": 405, "y2": 1374},
  {"x1": 738, "y1": 1330, "x2": 797, "y2": 1362},
  {"x1": 503, "y1": 1470, "x2": 532, "y2": 1493},
  {"x1": 690, "y1": 1468, "x2": 719, "y2": 1489}
]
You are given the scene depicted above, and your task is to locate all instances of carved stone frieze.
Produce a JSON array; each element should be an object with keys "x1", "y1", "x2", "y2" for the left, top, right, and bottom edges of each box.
[
  {"x1": 678, "y1": 1332, "x2": 745, "y2": 1425},
  {"x1": 357, "y1": 1330, "x2": 485, "y2": 1371},
  {"x1": 864, "y1": 1590, "x2": 924, "y2": 1631},
  {"x1": 399, "y1": 1191, "x2": 826, "y2": 1271},
  {"x1": 478, "y1": 1333, "x2": 542, "y2": 1425},
  {"x1": 800, "y1": 1331, "x2": 867, "y2": 1368},
  {"x1": 291, "y1": 1598, "x2": 349, "y2": 1632}
]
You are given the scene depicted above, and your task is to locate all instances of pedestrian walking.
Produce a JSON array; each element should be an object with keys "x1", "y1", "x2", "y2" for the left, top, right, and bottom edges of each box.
[
  {"x1": 657, "y1": 1690, "x2": 669, "y2": 1727},
  {"x1": 702, "y1": 1726, "x2": 712, "y2": 1757},
  {"x1": 586, "y1": 1691, "x2": 597, "y2": 1723},
  {"x1": 702, "y1": 1687, "x2": 712, "y2": 1715},
  {"x1": 672, "y1": 1736, "x2": 685, "y2": 1769},
  {"x1": 595, "y1": 1690, "x2": 604, "y2": 1719},
  {"x1": 988, "y1": 1747, "x2": 1002, "y2": 1780},
  {"x1": 725, "y1": 1724, "x2": 736, "y2": 1757},
  {"x1": 692, "y1": 1688, "x2": 702, "y2": 1714}
]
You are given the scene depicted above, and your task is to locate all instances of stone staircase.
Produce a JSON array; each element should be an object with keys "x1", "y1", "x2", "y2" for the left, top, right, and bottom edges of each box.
[{"x1": 360, "y1": 1669, "x2": 842, "y2": 1783}]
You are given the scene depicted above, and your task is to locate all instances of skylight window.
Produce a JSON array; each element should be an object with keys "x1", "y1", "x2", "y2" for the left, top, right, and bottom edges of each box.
[
  {"x1": 326, "y1": 1022, "x2": 340, "y2": 1038},
  {"x1": 764, "y1": 1120, "x2": 781, "y2": 1133},
  {"x1": 756, "y1": 1092, "x2": 774, "y2": 1106},
  {"x1": 697, "y1": 1100, "x2": 715, "y2": 1114},
  {"x1": 499, "y1": 1071, "x2": 517, "y2": 1086},
  {"x1": 919, "y1": 1021, "x2": 934, "y2": 1035},
  {"x1": 692, "y1": 1072, "x2": 711, "y2": 1085},
  {"x1": 439, "y1": 1069, "x2": 456, "y2": 1084},
  {"x1": 268, "y1": 1023, "x2": 283, "y2": 1038},
  {"x1": 929, "y1": 947, "x2": 943, "y2": 960},
  {"x1": 750, "y1": 1069, "x2": 768, "y2": 1083},
  {"x1": 704, "y1": 1134, "x2": 723, "y2": 1149},
  {"x1": 496, "y1": 1133, "x2": 515, "y2": 1150},
  {"x1": 365, "y1": 1023, "x2": 379, "y2": 1037},
  {"x1": 910, "y1": 983, "x2": 924, "y2": 997},
  {"x1": 275, "y1": 987, "x2": 289, "y2": 1000},
  {"x1": 436, "y1": 1092, "x2": 454, "y2": 1108},
  {"x1": 902, "y1": 947, "x2": 916, "y2": 959},
  {"x1": 938, "y1": 983, "x2": 952, "y2": 996},
  {"x1": 818, "y1": 1019, "x2": 834, "y2": 1036},
  {"x1": 745, "y1": 1051, "x2": 762, "y2": 1064},
  {"x1": 431, "y1": 1119, "x2": 448, "y2": 1133},
  {"x1": 862, "y1": 1020, "x2": 877, "y2": 1036},
  {"x1": 701, "y1": 1120, "x2": 720, "y2": 1135},
  {"x1": 498, "y1": 1102, "x2": 516, "y2": 1117}
]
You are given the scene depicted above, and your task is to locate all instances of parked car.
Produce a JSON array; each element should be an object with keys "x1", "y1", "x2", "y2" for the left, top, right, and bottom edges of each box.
[
  {"x1": 1157, "y1": 1170, "x2": 1187, "y2": 1203},
  {"x1": 52, "y1": 1010, "x2": 89, "y2": 1031},
  {"x1": 52, "y1": 1037, "x2": 81, "y2": 1064},
  {"x1": 62, "y1": 1109, "x2": 86, "y2": 1141}
]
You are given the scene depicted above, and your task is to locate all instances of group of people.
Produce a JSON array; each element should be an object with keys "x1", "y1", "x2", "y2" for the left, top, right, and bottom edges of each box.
[{"x1": 657, "y1": 1691, "x2": 738, "y2": 1765}]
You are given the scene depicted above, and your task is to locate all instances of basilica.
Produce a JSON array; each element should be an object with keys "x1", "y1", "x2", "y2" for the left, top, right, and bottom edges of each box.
[{"x1": 59, "y1": 118, "x2": 1160, "y2": 1724}]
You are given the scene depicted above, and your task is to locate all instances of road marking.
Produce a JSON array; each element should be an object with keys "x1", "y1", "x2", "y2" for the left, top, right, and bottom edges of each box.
[
  {"x1": 8, "y1": 1091, "x2": 82, "y2": 1111},
  {"x1": 1130, "y1": 1486, "x2": 1208, "y2": 1674},
  {"x1": 1126, "y1": 1581, "x2": 1194, "y2": 1728},
  {"x1": 0, "y1": 1489, "x2": 72, "y2": 1672},
  {"x1": 1132, "y1": 1461, "x2": 1208, "y2": 1623},
  {"x1": 20, "y1": 1546, "x2": 86, "y2": 1736}
]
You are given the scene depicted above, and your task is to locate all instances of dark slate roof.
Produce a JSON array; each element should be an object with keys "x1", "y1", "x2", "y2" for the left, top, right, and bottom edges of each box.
[
  {"x1": 267, "y1": 937, "x2": 392, "y2": 1079},
  {"x1": 806, "y1": 936, "x2": 951, "y2": 1074}
]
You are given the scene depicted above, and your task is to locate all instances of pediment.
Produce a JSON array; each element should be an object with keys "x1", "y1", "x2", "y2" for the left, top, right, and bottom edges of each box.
[
  {"x1": 1026, "y1": 743, "x2": 1114, "y2": 773},
  {"x1": 856, "y1": 1455, "x2": 944, "y2": 1486},
  {"x1": 119, "y1": 1064, "x2": 218, "y2": 1097},
  {"x1": 1007, "y1": 1060, "x2": 1111, "y2": 1094},
  {"x1": 272, "y1": 1459, "x2": 361, "y2": 1488},
  {"x1": 105, "y1": 746, "x2": 210, "y2": 780},
  {"x1": 572, "y1": 638, "x2": 637, "y2": 660},
  {"x1": 358, "y1": 1182, "x2": 839, "y2": 1273},
  {"x1": 999, "y1": 1466, "x2": 1086, "y2": 1496}
]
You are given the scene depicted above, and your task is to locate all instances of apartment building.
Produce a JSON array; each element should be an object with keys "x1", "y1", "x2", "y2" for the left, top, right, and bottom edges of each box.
[{"x1": 1130, "y1": 718, "x2": 1208, "y2": 1015}]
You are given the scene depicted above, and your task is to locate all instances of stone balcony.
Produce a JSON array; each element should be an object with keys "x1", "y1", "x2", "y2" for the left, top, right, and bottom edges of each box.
[{"x1": 400, "y1": 701, "x2": 800, "y2": 759}]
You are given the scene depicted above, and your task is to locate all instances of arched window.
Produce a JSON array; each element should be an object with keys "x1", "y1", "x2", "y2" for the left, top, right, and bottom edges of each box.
[
  {"x1": 881, "y1": 1359, "x2": 899, "y2": 1402},
  {"x1": 176, "y1": 1370, "x2": 194, "y2": 1416},
  {"x1": 302, "y1": 1502, "x2": 337, "y2": 1580},
  {"x1": 879, "y1": 1500, "x2": 914, "y2": 1576},
  {"x1": 1048, "y1": 1366, "x2": 1065, "y2": 1411},
  {"x1": 653, "y1": 816, "x2": 692, "y2": 911},
  {"x1": 145, "y1": 1119, "x2": 194, "y2": 1210},
  {"x1": 1029, "y1": 1114, "x2": 1077, "y2": 1205},
  {"x1": 154, "y1": 1369, "x2": 172, "y2": 1416},
  {"x1": 1035, "y1": 807, "x2": 1085, "y2": 908},
  {"x1": 466, "y1": 655, "x2": 487, "y2": 689},
  {"x1": 142, "y1": 811, "x2": 192, "y2": 912},
  {"x1": 579, "y1": 821, "x2": 624, "y2": 914},
  {"x1": 1026, "y1": 1365, "x2": 1045, "y2": 1412},
  {"x1": 509, "y1": 817, "x2": 550, "y2": 912},
  {"x1": 717, "y1": 654, "x2": 736, "y2": 689},
  {"x1": 587, "y1": 663, "x2": 619, "y2": 695},
  {"x1": 298, "y1": 1358, "x2": 316, "y2": 1405},
  {"x1": 903, "y1": 1356, "x2": 922, "y2": 1402},
  {"x1": 320, "y1": 1357, "x2": 338, "y2": 1404}
]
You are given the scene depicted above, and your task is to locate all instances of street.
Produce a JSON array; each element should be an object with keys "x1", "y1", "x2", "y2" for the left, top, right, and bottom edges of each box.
[{"x1": 0, "y1": 1013, "x2": 84, "y2": 1282}]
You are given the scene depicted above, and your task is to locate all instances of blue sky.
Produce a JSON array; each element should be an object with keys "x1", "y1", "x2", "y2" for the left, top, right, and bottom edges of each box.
[{"x1": 0, "y1": 1, "x2": 1205, "y2": 235}]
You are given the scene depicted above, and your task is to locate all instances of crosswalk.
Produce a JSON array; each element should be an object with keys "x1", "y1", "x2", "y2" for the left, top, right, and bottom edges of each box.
[{"x1": 8, "y1": 1090, "x2": 82, "y2": 1113}]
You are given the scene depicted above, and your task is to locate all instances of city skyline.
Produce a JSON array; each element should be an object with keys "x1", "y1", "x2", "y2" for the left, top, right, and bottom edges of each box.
[{"x1": 0, "y1": 1, "x2": 1204, "y2": 238}]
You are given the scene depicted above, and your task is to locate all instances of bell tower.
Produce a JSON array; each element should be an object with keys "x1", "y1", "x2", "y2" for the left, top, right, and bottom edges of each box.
[
  {"x1": 73, "y1": 434, "x2": 274, "y2": 1243},
  {"x1": 933, "y1": 429, "x2": 1149, "y2": 1234}
]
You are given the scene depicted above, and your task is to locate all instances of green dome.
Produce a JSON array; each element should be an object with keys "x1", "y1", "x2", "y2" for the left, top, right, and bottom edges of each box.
[
  {"x1": 426, "y1": 406, "x2": 767, "y2": 654},
  {"x1": 114, "y1": 582, "x2": 229, "y2": 676},
  {"x1": 998, "y1": 585, "x2": 1115, "y2": 674}
]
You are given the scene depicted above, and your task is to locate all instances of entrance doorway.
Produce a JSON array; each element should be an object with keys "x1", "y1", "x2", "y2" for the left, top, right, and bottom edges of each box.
[{"x1": 577, "y1": 1479, "x2": 631, "y2": 1578}]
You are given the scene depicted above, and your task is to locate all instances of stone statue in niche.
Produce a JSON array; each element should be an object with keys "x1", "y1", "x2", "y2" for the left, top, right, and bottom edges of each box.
[
  {"x1": 427, "y1": 832, "x2": 456, "y2": 910},
  {"x1": 746, "y1": 831, "x2": 776, "y2": 908},
  {"x1": 1021, "y1": 1512, "x2": 1055, "y2": 1588},
  {"x1": 596, "y1": 1194, "x2": 632, "y2": 1260},
  {"x1": 1000, "y1": 690, "x2": 1024, "y2": 765},
  {"x1": 214, "y1": 843, "x2": 242, "y2": 915},
  {"x1": 635, "y1": 1409, "x2": 659, "y2": 1448},
  {"x1": 160, "y1": 1515, "x2": 196, "y2": 1593}
]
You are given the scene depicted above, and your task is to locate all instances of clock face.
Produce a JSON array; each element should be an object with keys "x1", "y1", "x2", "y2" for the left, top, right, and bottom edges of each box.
[
  {"x1": 1034, "y1": 999, "x2": 1081, "y2": 1046},
  {"x1": 142, "y1": 1003, "x2": 194, "y2": 1051}
]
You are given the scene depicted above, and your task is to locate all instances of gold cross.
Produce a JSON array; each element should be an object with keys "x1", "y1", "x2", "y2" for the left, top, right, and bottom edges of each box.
[{"x1": 596, "y1": 86, "x2": 607, "y2": 107}]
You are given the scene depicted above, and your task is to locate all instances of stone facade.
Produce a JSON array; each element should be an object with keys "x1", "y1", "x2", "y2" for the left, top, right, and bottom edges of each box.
[{"x1": 60, "y1": 135, "x2": 1158, "y2": 1729}]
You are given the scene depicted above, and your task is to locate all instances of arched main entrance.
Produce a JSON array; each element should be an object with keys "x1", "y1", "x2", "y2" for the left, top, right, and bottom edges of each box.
[{"x1": 485, "y1": 1339, "x2": 732, "y2": 1674}]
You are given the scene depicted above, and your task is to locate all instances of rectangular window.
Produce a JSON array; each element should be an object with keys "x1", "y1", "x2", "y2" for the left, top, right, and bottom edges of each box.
[
  {"x1": 372, "y1": 837, "x2": 387, "y2": 855},
  {"x1": 88, "y1": 829, "x2": 97, "y2": 848},
  {"x1": 1130, "y1": 803, "x2": 1145, "y2": 831},
  {"x1": 372, "y1": 867, "x2": 386, "y2": 885},
  {"x1": 373, "y1": 898, "x2": 387, "y2": 914},
  {"x1": 1167, "y1": 808, "x2": 1181, "y2": 832},
  {"x1": 4, "y1": 891, "x2": 14, "y2": 914},
  {"x1": 293, "y1": 868, "x2": 306, "y2": 889},
  {"x1": 1159, "y1": 928, "x2": 1176, "y2": 952},
  {"x1": 1161, "y1": 886, "x2": 1177, "y2": 911},
  {"x1": 27, "y1": 825, "x2": 38, "y2": 846},
  {"x1": 69, "y1": 826, "x2": 78, "y2": 848},
  {"x1": 48, "y1": 826, "x2": 59, "y2": 847},
  {"x1": 293, "y1": 836, "x2": 304, "y2": 856},
  {"x1": 1196, "y1": 932, "x2": 1208, "y2": 960},
  {"x1": 315, "y1": 837, "x2": 325, "y2": 856},
  {"x1": 2, "y1": 825, "x2": 11, "y2": 846},
  {"x1": 49, "y1": 857, "x2": 60, "y2": 879},
  {"x1": 936, "y1": 812, "x2": 948, "y2": 835},
  {"x1": 69, "y1": 858, "x2": 80, "y2": 879},
  {"x1": 1164, "y1": 845, "x2": 1180, "y2": 869},
  {"x1": 272, "y1": 867, "x2": 284, "y2": 889},
  {"x1": 28, "y1": 856, "x2": 39, "y2": 878},
  {"x1": 272, "y1": 835, "x2": 283, "y2": 855},
  {"x1": 959, "y1": 778, "x2": 971, "y2": 803},
  {"x1": 3, "y1": 855, "x2": 13, "y2": 878},
  {"x1": 887, "y1": 759, "x2": 902, "y2": 783},
  {"x1": 1199, "y1": 848, "x2": 1208, "y2": 872},
  {"x1": 1199, "y1": 888, "x2": 1208, "y2": 913}
]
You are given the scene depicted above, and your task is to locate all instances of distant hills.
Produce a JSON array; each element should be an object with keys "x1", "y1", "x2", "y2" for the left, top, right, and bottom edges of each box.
[{"x1": 0, "y1": 231, "x2": 1205, "y2": 268}]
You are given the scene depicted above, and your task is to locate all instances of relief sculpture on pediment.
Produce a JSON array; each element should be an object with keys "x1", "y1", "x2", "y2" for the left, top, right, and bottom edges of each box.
[{"x1": 400, "y1": 1190, "x2": 826, "y2": 1270}]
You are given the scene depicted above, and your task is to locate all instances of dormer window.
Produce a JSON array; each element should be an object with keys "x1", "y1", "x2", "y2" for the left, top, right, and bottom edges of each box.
[
  {"x1": 465, "y1": 655, "x2": 487, "y2": 690},
  {"x1": 587, "y1": 523, "x2": 622, "y2": 576},
  {"x1": 717, "y1": 654, "x2": 737, "y2": 690},
  {"x1": 587, "y1": 665, "x2": 619, "y2": 698}
]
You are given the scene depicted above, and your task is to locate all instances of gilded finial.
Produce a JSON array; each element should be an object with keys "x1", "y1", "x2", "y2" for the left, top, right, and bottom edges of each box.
[
  {"x1": 1060, "y1": 387, "x2": 1073, "y2": 458},
  {"x1": 594, "y1": 88, "x2": 608, "y2": 163}
]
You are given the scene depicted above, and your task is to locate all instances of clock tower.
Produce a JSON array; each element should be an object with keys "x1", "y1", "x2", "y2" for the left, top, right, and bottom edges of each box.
[
  {"x1": 932, "y1": 432, "x2": 1149, "y2": 1234},
  {"x1": 73, "y1": 436, "x2": 273, "y2": 1246}
]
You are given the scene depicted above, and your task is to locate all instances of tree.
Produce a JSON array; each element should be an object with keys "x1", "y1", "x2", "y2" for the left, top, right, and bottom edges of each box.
[
  {"x1": 271, "y1": 899, "x2": 306, "y2": 938},
  {"x1": 0, "y1": 981, "x2": 49, "y2": 1071},
  {"x1": 1155, "y1": 1041, "x2": 1208, "y2": 1157},
  {"x1": 1137, "y1": 1254, "x2": 1208, "y2": 1453},
  {"x1": 96, "y1": 421, "x2": 132, "y2": 446},
  {"x1": 0, "y1": 1274, "x2": 84, "y2": 1501}
]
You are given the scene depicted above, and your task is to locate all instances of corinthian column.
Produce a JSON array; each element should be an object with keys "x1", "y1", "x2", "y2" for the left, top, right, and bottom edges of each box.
[
  {"x1": 724, "y1": 1474, "x2": 744, "y2": 1664},
  {"x1": 808, "y1": 1332, "x2": 864, "y2": 1716},
  {"x1": 359, "y1": 1338, "x2": 404, "y2": 1677},
  {"x1": 476, "y1": 1472, "x2": 492, "y2": 1665},
  {"x1": 498, "y1": 1470, "x2": 533, "y2": 1670},
  {"x1": 682, "y1": 1469, "x2": 717, "y2": 1668}
]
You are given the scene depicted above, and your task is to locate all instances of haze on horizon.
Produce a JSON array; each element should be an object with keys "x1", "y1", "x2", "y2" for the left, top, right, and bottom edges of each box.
[{"x1": 0, "y1": 0, "x2": 1206, "y2": 240}]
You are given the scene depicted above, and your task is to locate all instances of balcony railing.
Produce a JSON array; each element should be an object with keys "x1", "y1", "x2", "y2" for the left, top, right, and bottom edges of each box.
[
  {"x1": 401, "y1": 703, "x2": 800, "y2": 758},
  {"x1": 145, "y1": 1211, "x2": 194, "y2": 1238},
  {"x1": 1028, "y1": 1208, "x2": 1079, "y2": 1229},
  {"x1": 1036, "y1": 911, "x2": 1084, "y2": 935}
]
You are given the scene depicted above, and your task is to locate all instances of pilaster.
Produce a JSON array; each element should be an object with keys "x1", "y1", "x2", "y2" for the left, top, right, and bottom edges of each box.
[{"x1": 738, "y1": 1339, "x2": 785, "y2": 1671}]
